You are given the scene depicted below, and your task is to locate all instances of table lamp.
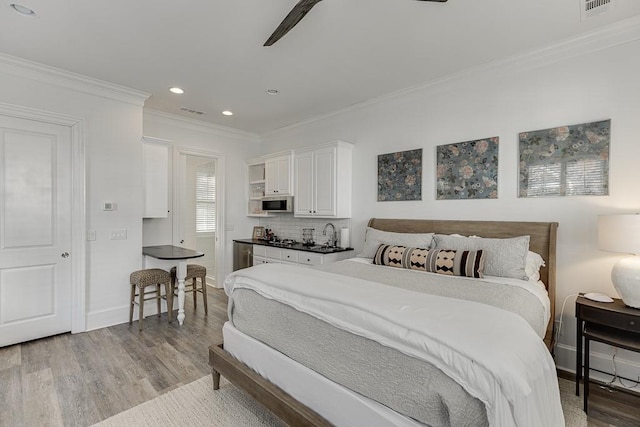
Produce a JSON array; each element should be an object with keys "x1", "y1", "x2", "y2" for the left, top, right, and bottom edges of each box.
[{"x1": 598, "y1": 213, "x2": 640, "y2": 308}]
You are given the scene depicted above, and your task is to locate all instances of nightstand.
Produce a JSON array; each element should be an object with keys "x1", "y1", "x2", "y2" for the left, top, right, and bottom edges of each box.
[{"x1": 575, "y1": 295, "x2": 640, "y2": 413}]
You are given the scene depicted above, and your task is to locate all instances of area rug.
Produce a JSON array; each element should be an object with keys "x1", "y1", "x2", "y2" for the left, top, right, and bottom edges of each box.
[{"x1": 92, "y1": 376, "x2": 586, "y2": 426}]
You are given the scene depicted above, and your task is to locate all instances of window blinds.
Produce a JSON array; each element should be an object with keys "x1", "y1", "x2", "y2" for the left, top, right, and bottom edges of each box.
[
  {"x1": 526, "y1": 158, "x2": 607, "y2": 197},
  {"x1": 196, "y1": 163, "x2": 216, "y2": 233}
]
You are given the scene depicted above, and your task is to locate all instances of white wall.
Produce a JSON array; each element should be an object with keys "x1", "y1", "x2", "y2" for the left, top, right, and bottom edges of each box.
[
  {"x1": 260, "y1": 25, "x2": 640, "y2": 378},
  {"x1": 0, "y1": 56, "x2": 261, "y2": 333},
  {"x1": 142, "y1": 111, "x2": 261, "y2": 283},
  {"x1": 0, "y1": 54, "x2": 148, "y2": 331}
]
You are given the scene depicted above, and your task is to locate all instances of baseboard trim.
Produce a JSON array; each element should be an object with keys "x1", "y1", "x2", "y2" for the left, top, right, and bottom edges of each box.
[
  {"x1": 555, "y1": 343, "x2": 640, "y2": 393},
  {"x1": 86, "y1": 302, "x2": 168, "y2": 331},
  {"x1": 557, "y1": 368, "x2": 640, "y2": 401}
]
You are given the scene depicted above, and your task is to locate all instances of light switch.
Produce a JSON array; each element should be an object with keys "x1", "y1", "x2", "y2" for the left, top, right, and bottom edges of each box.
[{"x1": 87, "y1": 229, "x2": 96, "y2": 241}]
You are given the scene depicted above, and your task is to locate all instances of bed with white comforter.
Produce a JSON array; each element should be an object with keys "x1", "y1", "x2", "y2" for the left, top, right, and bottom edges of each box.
[{"x1": 224, "y1": 259, "x2": 564, "y2": 426}]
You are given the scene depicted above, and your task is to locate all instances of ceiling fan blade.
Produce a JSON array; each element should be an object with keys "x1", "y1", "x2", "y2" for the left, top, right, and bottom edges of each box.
[{"x1": 264, "y1": 0, "x2": 323, "y2": 46}]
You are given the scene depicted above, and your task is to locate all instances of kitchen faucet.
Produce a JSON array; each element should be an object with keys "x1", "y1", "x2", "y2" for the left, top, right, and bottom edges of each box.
[{"x1": 322, "y1": 222, "x2": 337, "y2": 247}]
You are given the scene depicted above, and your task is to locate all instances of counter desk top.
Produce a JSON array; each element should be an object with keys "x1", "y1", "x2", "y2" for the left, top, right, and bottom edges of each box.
[{"x1": 234, "y1": 239, "x2": 353, "y2": 255}]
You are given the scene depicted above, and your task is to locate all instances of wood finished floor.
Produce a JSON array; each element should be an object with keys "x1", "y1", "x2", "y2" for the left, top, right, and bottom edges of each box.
[
  {"x1": 0, "y1": 287, "x2": 639, "y2": 427},
  {"x1": 0, "y1": 288, "x2": 227, "y2": 427}
]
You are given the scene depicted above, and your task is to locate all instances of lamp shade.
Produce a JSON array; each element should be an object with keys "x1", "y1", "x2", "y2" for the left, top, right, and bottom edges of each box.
[{"x1": 598, "y1": 214, "x2": 640, "y2": 255}]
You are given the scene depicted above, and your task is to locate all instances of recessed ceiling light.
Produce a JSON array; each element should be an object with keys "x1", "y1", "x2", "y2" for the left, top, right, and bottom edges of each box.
[
  {"x1": 222, "y1": 111, "x2": 233, "y2": 116},
  {"x1": 266, "y1": 89, "x2": 279, "y2": 95},
  {"x1": 169, "y1": 87, "x2": 184, "y2": 94},
  {"x1": 10, "y1": 3, "x2": 36, "y2": 17}
]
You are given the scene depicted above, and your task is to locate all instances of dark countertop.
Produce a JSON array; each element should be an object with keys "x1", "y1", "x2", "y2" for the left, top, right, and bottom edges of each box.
[
  {"x1": 234, "y1": 239, "x2": 353, "y2": 255},
  {"x1": 143, "y1": 245, "x2": 204, "y2": 260}
]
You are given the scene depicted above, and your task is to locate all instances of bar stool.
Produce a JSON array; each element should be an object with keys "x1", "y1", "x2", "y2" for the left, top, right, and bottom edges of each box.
[
  {"x1": 169, "y1": 264, "x2": 208, "y2": 321},
  {"x1": 129, "y1": 268, "x2": 171, "y2": 331}
]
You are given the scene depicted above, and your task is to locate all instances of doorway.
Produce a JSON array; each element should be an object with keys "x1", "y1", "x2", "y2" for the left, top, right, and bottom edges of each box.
[
  {"x1": 173, "y1": 148, "x2": 225, "y2": 288},
  {"x1": 0, "y1": 107, "x2": 85, "y2": 347}
]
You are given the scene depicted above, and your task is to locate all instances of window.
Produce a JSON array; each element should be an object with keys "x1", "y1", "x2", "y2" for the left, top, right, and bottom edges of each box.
[
  {"x1": 196, "y1": 163, "x2": 216, "y2": 233},
  {"x1": 525, "y1": 159, "x2": 607, "y2": 197},
  {"x1": 526, "y1": 163, "x2": 561, "y2": 197},
  {"x1": 519, "y1": 119, "x2": 610, "y2": 198},
  {"x1": 566, "y1": 159, "x2": 607, "y2": 196}
]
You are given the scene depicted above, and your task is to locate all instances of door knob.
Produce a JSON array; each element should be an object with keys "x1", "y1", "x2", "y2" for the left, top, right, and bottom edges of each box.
[{"x1": 61, "y1": 252, "x2": 69, "y2": 258}]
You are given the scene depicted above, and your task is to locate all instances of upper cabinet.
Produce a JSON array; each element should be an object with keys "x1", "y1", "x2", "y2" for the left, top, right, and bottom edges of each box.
[
  {"x1": 142, "y1": 137, "x2": 170, "y2": 218},
  {"x1": 294, "y1": 141, "x2": 353, "y2": 218},
  {"x1": 264, "y1": 152, "x2": 293, "y2": 196}
]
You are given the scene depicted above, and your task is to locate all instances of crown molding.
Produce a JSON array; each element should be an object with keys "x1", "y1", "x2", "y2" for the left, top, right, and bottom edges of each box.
[
  {"x1": 262, "y1": 14, "x2": 640, "y2": 138},
  {"x1": 0, "y1": 52, "x2": 149, "y2": 106},
  {"x1": 144, "y1": 109, "x2": 260, "y2": 141}
]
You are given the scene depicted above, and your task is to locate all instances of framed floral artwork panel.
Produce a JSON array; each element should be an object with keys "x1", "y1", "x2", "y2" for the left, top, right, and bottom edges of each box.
[
  {"x1": 519, "y1": 119, "x2": 610, "y2": 197},
  {"x1": 377, "y1": 149, "x2": 422, "y2": 201},
  {"x1": 436, "y1": 137, "x2": 499, "y2": 200}
]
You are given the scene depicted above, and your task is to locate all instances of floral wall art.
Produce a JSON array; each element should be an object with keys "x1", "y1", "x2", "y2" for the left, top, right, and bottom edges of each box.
[
  {"x1": 436, "y1": 137, "x2": 499, "y2": 200},
  {"x1": 377, "y1": 149, "x2": 422, "y2": 201},
  {"x1": 519, "y1": 119, "x2": 610, "y2": 197}
]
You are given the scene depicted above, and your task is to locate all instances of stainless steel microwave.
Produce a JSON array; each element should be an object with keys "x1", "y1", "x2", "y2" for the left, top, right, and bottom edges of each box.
[{"x1": 261, "y1": 196, "x2": 293, "y2": 213}]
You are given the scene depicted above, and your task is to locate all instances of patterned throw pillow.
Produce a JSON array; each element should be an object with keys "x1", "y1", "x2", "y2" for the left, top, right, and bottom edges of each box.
[
  {"x1": 433, "y1": 234, "x2": 529, "y2": 280},
  {"x1": 373, "y1": 244, "x2": 485, "y2": 278}
]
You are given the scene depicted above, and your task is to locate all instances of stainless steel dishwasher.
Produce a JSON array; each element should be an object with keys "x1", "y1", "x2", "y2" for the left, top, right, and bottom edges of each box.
[{"x1": 233, "y1": 241, "x2": 253, "y2": 271}]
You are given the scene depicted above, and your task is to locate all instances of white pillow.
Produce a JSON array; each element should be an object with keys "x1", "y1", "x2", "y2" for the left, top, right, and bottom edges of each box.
[
  {"x1": 433, "y1": 234, "x2": 530, "y2": 280},
  {"x1": 358, "y1": 227, "x2": 434, "y2": 258},
  {"x1": 525, "y1": 250, "x2": 545, "y2": 282}
]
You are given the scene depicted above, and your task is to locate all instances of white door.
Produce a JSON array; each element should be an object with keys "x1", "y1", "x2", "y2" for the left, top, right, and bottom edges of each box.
[
  {"x1": 0, "y1": 114, "x2": 72, "y2": 347},
  {"x1": 313, "y1": 146, "x2": 336, "y2": 217},
  {"x1": 276, "y1": 156, "x2": 291, "y2": 195},
  {"x1": 294, "y1": 151, "x2": 314, "y2": 216},
  {"x1": 265, "y1": 158, "x2": 278, "y2": 195}
]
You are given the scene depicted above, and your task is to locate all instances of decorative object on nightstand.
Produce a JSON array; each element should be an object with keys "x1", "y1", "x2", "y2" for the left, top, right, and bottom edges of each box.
[
  {"x1": 583, "y1": 292, "x2": 613, "y2": 303},
  {"x1": 598, "y1": 213, "x2": 640, "y2": 308}
]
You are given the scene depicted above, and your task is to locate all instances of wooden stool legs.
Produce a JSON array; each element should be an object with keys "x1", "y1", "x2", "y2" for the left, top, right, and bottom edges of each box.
[
  {"x1": 201, "y1": 276, "x2": 208, "y2": 315},
  {"x1": 129, "y1": 268, "x2": 171, "y2": 331}
]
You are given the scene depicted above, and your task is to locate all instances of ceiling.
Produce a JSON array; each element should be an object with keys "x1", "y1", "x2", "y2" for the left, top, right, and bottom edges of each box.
[{"x1": 1, "y1": 0, "x2": 639, "y2": 135}]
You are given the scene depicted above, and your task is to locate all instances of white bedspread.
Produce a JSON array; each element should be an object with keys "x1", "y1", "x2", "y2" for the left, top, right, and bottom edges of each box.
[{"x1": 224, "y1": 263, "x2": 564, "y2": 427}]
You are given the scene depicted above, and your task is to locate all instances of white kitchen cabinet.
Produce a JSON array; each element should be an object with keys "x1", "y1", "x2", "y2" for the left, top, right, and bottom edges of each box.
[
  {"x1": 142, "y1": 136, "x2": 170, "y2": 218},
  {"x1": 265, "y1": 153, "x2": 293, "y2": 196},
  {"x1": 252, "y1": 245, "x2": 351, "y2": 266},
  {"x1": 294, "y1": 141, "x2": 353, "y2": 218}
]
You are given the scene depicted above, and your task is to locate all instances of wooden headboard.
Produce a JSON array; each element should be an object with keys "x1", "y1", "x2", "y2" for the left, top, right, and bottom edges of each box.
[{"x1": 367, "y1": 218, "x2": 559, "y2": 351}]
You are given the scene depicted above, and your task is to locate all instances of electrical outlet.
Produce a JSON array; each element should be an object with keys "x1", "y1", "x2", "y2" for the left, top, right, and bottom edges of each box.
[{"x1": 110, "y1": 229, "x2": 127, "y2": 240}]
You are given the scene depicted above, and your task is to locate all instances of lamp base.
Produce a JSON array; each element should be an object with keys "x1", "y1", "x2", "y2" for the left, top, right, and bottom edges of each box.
[{"x1": 611, "y1": 256, "x2": 640, "y2": 309}]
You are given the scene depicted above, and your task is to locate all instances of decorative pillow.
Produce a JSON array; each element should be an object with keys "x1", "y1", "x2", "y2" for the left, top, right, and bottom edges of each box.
[
  {"x1": 357, "y1": 227, "x2": 434, "y2": 259},
  {"x1": 373, "y1": 244, "x2": 485, "y2": 278},
  {"x1": 525, "y1": 251, "x2": 546, "y2": 282},
  {"x1": 433, "y1": 234, "x2": 530, "y2": 280}
]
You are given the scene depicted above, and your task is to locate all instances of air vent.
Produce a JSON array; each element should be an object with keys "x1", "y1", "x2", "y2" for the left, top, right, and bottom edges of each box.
[
  {"x1": 180, "y1": 107, "x2": 205, "y2": 115},
  {"x1": 581, "y1": 0, "x2": 612, "y2": 20}
]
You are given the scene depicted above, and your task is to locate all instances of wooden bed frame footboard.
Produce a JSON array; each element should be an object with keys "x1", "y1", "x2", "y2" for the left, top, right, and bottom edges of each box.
[
  {"x1": 209, "y1": 342, "x2": 331, "y2": 426},
  {"x1": 210, "y1": 218, "x2": 559, "y2": 426}
]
